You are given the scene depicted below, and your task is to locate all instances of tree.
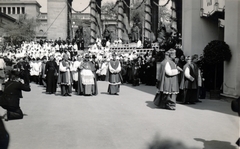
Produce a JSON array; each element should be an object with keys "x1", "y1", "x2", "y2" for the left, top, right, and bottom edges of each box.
[
  {"x1": 203, "y1": 40, "x2": 232, "y2": 91},
  {"x1": 3, "y1": 14, "x2": 39, "y2": 46}
]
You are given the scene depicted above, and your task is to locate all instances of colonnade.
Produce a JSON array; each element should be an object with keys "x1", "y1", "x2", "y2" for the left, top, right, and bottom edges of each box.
[{"x1": 0, "y1": 6, "x2": 25, "y2": 15}]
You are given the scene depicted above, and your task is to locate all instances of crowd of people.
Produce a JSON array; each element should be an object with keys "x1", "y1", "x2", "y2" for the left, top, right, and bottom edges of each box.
[
  {"x1": 0, "y1": 37, "x2": 239, "y2": 148},
  {"x1": 0, "y1": 37, "x2": 207, "y2": 121}
]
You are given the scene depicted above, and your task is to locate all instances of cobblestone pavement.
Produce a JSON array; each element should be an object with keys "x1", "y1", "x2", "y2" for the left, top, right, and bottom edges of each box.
[{"x1": 1, "y1": 81, "x2": 239, "y2": 149}]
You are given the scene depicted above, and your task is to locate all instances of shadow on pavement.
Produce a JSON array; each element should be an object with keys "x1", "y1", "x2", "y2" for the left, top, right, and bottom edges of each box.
[
  {"x1": 194, "y1": 138, "x2": 238, "y2": 149},
  {"x1": 125, "y1": 83, "x2": 237, "y2": 116},
  {"x1": 100, "y1": 92, "x2": 109, "y2": 95},
  {"x1": 182, "y1": 101, "x2": 237, "y2": 116},
  {"x1": 147, "y1": 134, "x2": 195, "y2": 149},
  {"x1": 145, "y1": 101, "x2": 158, "y2": 109},
  {"x1": 123, "y1": 83, "x2": 156, "y2": 95}
]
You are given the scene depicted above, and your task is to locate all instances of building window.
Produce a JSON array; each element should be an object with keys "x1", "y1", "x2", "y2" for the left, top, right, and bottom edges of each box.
[
  {"x1": 0, "y1": 7, "x2": 2, "y2": 13},
  {"x1": 21, "y1": 7, "x2": 25, "y2": 14},
  {"x1": 12, "y1": 7, "x2": 15, "y2": 14},
  {"x1": 3, "y1": 7, "x2": 6, "y2": 14},
  {"x1": 8, "y1": 7, "x2": 11, "y2": 14},
  {"x1": 17, "y1": 7, "x2": 20, "y2": 14}
]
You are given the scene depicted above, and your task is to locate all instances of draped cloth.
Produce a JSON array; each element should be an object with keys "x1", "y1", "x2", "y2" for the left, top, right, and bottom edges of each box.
[{"x1": 80, "y1": 69, "x2": 95, "y2": 85}]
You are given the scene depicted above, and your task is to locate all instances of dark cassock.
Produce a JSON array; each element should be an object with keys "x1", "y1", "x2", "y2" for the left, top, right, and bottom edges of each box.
[
  {"x1": 132, "y1": 59, "x2": 141, "y2": 86},
  {"x1": 58, "y1": 55, "x2": 73, "y2": 96},
  {"x1": 105, "y1": 53, "x2": 123, "y2": 95},
  {"x1": 45, "y1": 56, "x2": 58, "y2": 94},
  {"x1": 192, "y1": 56, "x2": 201, "y2": 103},
  {"x1": 145, "y1": 58, "x2": 156, "y2": 86},
  {"x1": 155, "y1": 50, "x2": 180, "y2": 110},
  {"x1": 126, "y1": 59, "x2": 133, "y2": 83},
  {"x1": 77, "y1": 54, "x2": 98, "y2": 96},
  {"x1": 18, "y1": 57, "x2": 31, "y2": 85},
  {"x1": 179, "y1": 56, "x2": 198, "y2": 104}
]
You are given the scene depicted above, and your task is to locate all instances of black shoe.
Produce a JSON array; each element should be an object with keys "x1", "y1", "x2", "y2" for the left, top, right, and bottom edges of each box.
[
  {"x1": 189, "y1": 102, "x2": 195, "y2": 104},
  {"x1": 196, "y1": 100, "x2": 202, "y2": 103},
  {"x1": 67, "y1": 93, "x2": 71, "y2": 96}
]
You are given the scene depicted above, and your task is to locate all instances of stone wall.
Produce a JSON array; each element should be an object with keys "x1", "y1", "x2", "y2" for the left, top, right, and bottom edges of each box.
[
  {"x1": 223, "y1": 0, "x2": 240, "y2": 97},
  {"x1": 182, "y1": 0, "x2": 219, "y2": 56}
]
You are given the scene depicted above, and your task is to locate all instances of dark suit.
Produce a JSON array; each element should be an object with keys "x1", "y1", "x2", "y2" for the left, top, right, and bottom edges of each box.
[{"x1": 1, "y1": 81, "x2": 31, "y2": 120}]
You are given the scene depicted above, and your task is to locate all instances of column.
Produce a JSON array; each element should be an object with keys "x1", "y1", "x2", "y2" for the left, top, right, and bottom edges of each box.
[
  {"x1": 90, "y1": 0, "x2": 97, "y2": 44},
  {"x1": 171, "y1": 0, "x2": 177, "y2": 32},
  {"x1": 223, "y1": 0, "x2": 240, "y2": 97},
  {"x1": 117, "y1": 0, "x2": 124, "y2": 40},
  {"x1": 144, "y1": 0, "x2": 151, "y2": 40}
]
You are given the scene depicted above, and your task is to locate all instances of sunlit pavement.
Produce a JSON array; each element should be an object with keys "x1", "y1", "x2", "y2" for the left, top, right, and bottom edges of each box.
[{"x1": 1, "y1": 81, "x2": 239, "y2": 149}]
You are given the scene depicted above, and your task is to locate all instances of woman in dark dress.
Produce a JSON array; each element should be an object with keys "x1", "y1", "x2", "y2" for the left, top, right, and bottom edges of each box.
[
  {"x1": 0, "y1": 70, "x2": 31, "y2": 121},
  {"x1": 45, "y1": 55, "x2": 58, "y2": 94}
]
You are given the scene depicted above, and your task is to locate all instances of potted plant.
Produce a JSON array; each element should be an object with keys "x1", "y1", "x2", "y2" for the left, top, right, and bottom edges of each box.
[{"x1": 203, "y1": 40, "x2": 232, "y2": 99}]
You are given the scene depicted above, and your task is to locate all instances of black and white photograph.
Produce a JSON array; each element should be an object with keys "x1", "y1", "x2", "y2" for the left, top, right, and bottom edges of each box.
[{"x1": 0, "y1": 0, "x2": 239, "y2": 149}]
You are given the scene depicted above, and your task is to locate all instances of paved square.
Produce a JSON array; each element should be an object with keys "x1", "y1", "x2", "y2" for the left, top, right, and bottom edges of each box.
[{"x1": 1, "y1": 81, "x2": 239, "y2": 149}]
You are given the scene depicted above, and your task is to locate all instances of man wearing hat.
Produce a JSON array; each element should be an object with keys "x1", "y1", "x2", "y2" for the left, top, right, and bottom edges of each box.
[
  {"x1": 156, "y1": 48, "x2": 182, "y2": 110},
  {"x1": 106, "y1": 52, "x2": 123, "y2": 95}
]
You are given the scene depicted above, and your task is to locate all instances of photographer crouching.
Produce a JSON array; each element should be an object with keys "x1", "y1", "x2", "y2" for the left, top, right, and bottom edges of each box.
[{"x1": 0, "y1": 69, "x2": 31, "y2": 121}]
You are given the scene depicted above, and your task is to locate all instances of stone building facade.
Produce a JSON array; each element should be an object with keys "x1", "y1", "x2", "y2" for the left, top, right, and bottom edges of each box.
[
  {"x1": 181, "y1": 0, "x2": 240, "y2": 97},
  {"x1": 47, "y1": 0, "x2": 73, "y2": 40},
  {"x1": 0, "y1": 0, "x2": 46, "y2": 40},
  {"x1": 0, "y1": 0, "x2": 41, "y2": 20}
]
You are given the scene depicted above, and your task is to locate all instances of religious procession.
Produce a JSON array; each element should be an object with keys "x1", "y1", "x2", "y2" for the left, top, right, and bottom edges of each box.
[
  {"x1": 0, "y1": 0, "x2": 239, "y2": 148},
  {"x1": 0, "y1": 33, "x2": 204, "y2": 115}
]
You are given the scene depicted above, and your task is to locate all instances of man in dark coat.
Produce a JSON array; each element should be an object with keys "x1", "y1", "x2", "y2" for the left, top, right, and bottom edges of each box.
[{"x1": 0, "y1": 70, "x2": 31, "y2": 121}]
